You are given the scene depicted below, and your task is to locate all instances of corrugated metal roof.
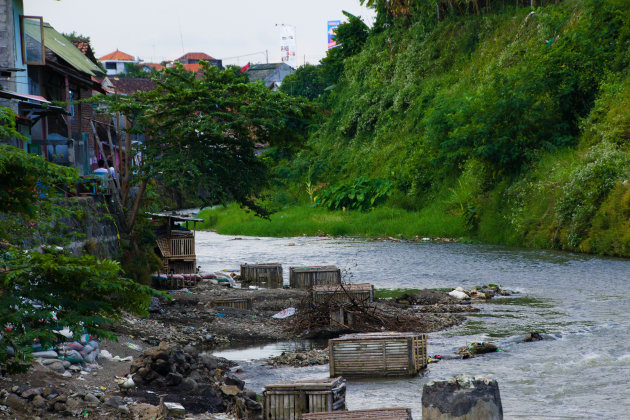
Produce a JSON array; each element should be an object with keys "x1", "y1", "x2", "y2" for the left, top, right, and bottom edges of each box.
[{"x1": 25, "y1": 22, "x2": 105, "y2": 77}]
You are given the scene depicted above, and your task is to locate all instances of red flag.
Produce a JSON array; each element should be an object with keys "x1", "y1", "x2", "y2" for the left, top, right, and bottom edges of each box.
[{"x1": 240, "y1": 62, "x2": 250, "y2": 73}]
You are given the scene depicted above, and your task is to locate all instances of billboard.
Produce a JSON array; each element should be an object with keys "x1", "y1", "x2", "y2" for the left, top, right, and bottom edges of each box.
[
  {"x1": 328, "y1": 20, "x2": 341, "y2": 49},
  {"x1": 280, "y1": 25, "x2": 297, "y2": 68}
]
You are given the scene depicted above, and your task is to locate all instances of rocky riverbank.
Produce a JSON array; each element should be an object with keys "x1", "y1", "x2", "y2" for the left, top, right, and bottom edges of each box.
[{"x1": 0, "y1": 280, "x2": 478, "y2": 418}]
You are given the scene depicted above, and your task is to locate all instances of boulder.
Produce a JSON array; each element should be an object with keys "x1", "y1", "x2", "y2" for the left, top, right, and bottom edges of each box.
[{"x1": 422, "y1": 375, "x2": 503, "y2": 420}]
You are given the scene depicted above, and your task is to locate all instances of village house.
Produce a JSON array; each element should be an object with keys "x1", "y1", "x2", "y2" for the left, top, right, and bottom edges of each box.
[
  {"x1": 98, "y1": 49, "x2": 139, "y2": 76},
  {"x1": 0, "y1": 0, "x2": 106, "y2": 174},
  {"x1": 246, "y1": 62, "x2": 294, "y2": 90}
]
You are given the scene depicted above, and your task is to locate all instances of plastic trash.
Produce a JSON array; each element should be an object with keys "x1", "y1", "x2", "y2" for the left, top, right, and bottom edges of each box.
[
  {"x1": 99, "y1": 350, "x2": 113, "y2": 360},
  {"x1": 217, "y1": 313, "x2": 227, "y2": 318},
  {"x1": 448, "y1": 290, "x2": 470, "y2": 300},
  {"x1": 32, "y1": 350, "x2": 58, "y2": 359},
  {"x1": 272, "y1": 307, "x2": 297, "y2": 319},
  {"x1": 126, "y1": 342, "x2": 142, "y2": 351},
  {"x1": 60, "y1": 349, "x2": 84, "y2": 364}
]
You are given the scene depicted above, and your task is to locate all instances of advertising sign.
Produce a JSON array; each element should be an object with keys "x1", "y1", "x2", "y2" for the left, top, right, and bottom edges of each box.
[
  {"x1": 327, "y1": 20, "x2": 341, "y2": 49},
  {"x1": 280, "y1": 25, "x2": 297, "y2": 68}
]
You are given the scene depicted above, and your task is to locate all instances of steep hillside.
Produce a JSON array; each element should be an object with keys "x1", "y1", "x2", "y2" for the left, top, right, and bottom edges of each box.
[{"x1": 289, "y1": 0, "x2": 630, "y2": 255}]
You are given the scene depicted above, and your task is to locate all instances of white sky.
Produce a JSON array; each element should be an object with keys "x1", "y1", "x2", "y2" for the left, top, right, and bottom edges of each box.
[{"x1": 24, "y1": 0, "x2": 375, "y2": 67}]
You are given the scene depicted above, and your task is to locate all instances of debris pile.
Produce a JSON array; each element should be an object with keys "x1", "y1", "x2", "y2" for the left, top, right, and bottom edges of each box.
[
  {"x1": 448, "y1": 285, "x2": 513, "y2": 300},
  {"x1": 289, "y1": 290, "x2": 463, "y2": 337},
  {"x1": 130, "y1": 342, "x2": 262, "y2": 418},
  {"x1": 266, "y1": 349, "x2": 329, "y2": 367}
]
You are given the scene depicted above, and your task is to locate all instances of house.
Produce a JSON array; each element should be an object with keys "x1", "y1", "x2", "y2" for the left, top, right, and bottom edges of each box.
[
  {"x1": 174, "y1": 52, "x2": 222, "y2": 70},
  {"x1": 0, "y1": 1, "x2": 106, "y2": 174},
  {"x1": 246, "y1": 63, "x2": 294, "y2": 90},
  {"x1": 98, "y1": 49, "x2": 138, "y2": 76}
]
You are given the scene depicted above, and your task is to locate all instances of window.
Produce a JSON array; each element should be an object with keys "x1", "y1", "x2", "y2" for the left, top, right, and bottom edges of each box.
[
  {"x1": 20, "y1": 16, "x2": 45, "y2": 65},
  {"x1": 105, "y1": 62, "x2": 117, "y2": 70}
]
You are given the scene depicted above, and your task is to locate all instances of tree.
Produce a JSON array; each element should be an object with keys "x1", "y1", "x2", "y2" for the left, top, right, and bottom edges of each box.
[
  {"x1": 280, "y1": 64, "x2": 327, "y2": 100},
  {"x1": 96, "y1": 62, "x2": 315, "y2": 233},
  {"x1": 321, "y1": 11, "x2": 370, "y2": 85}
]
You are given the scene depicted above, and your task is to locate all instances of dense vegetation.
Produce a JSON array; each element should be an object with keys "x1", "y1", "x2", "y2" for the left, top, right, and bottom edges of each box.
[
  {"x1": 0, "y1": 144, "x2": 157, "y2": 372},
  {"x1": 205, "y1": 0, "x2": 630, "y2": 257}
]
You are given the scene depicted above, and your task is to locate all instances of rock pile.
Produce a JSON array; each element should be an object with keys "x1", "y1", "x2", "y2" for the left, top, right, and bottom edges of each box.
[
  {"x1": 266, "y1": 349, "x2": 329, "y2": 367},
  {"x1": 0, "y1": 384, "x2": 135, "y2": 417},
  {"x1": 130, "y1": 342, "x2": 262, "y2": 418}
]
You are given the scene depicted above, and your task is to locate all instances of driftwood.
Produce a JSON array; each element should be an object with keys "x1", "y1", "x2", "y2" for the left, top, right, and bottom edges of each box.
[{"x1": 288, "y1": 283, "x2": 433, "y2": 336}]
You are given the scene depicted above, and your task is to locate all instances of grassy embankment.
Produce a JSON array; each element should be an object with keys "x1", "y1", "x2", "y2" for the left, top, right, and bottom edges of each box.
[
  {"x1": 197, "y1": 202, "x2": 464, "y2": 238},
  {"x1": 202, "y1": 1, "x2": 630, "y2": 257}
]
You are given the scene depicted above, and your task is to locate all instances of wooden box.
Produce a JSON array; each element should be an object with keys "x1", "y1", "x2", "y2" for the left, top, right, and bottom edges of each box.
[
  {"x1": 312, "y1": 283, "x2": 374, "y2": 304},
  {"x1": 240, "y1": 263, "x2": 283, "y2": 288},
  {"x1": 210, "y1": 297, "x2": 252, "y2": 310},
  {"x1": 289, "y1": 266, "x2": 341, "y2": 289},
  {"x1": 263, "y1": 377, "x2": 346, "y2": 420},
  {"x1": 329, "y1": 332, "x2": 427, "y2": 377},
  {"x1": 302, "y1": 408, "x2": 413, "y2": 420}
]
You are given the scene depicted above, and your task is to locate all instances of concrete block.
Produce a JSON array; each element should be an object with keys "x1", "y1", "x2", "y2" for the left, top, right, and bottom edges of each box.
[{"x1": 422, "y1": 375, "x2": 503, "y2": 420}]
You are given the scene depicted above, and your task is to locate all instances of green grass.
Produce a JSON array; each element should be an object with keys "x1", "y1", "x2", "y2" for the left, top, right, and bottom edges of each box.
[{"x1": 197, "y1": 203, "x2": 465, "y2": 239}]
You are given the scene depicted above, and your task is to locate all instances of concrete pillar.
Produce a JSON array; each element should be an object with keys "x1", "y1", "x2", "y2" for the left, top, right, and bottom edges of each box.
[{"x1": 422, "y1": 375, "x2": 503, "y2": 420}]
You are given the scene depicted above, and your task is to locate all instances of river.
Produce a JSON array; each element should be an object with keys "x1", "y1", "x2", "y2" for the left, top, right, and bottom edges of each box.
[{"x1": 195, "y1": 231, "x2": 630, "y2": 419}]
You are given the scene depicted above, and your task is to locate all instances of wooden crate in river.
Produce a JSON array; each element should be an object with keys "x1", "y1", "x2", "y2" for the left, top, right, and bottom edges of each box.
[
  {"x1": 312, "y1": 283, "x2": 374, "y2": 304},
  {"x1": 289, "y1": 266, "x2": 341, "y2": 289},
  {"x1": 329, "y1": 332, "x2": 427, "y2": 377},
  {"x1": 240, "y1": 263, "x2": 283, "y2": 288},
  {"x1": 210, "y1": 297, "x2": 252, "y2": 310},
  {"x1": 302, "y1": 407, "x2": 413, "y2": 420},
  {"x1": 263, "y1": 377, "x2": 346, "y2": 420}
]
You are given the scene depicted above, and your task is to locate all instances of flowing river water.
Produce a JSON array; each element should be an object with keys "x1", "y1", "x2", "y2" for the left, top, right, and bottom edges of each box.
[{"x1": 195, "y1": 231, "x2": 630, "y2": 419}]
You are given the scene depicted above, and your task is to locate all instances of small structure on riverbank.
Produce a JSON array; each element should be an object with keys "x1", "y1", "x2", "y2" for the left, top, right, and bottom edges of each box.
[
  {"x1": 302, "y1": 407, "x2": 413, "y2": 420},
  {"x1": 329, "y1": 332, "x2": 427, "y2": 377},
  {"x1": 150, "y1": 213, "x2": 203, "y2": 286},
  {"x1": 240, "y1": 263, "x2": 283, "y2": 288},
  {"x1": 290, "y1": 266, "x2": 341, "y2": 289},
  {"x1": 210, "y1": 297, "x2": 253, "y2": 310},
  {"x1": 312, "y1": 283, "x2": 374, "y2": 304},
  {"x1": 263, "y1": 377, "x2": 346, "y2": 419}
]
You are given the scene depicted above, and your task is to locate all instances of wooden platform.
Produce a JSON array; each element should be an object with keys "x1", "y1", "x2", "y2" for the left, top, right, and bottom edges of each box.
[
  {"x1": 302, "y1": 408, "x2": 413, "y2": 420},
  {"x1": 263, "y1": 377, "x2": 346, "y2": 420},
  {"x1": 289, "y1": 266, "x2": 341, "y2": 289},
  {"x1": 240, "y1": 263, "x2": 283, "y2": 288},
  {"x1": 329, "y1": 332, "x2": 427, "y2": 377},
  {"x1": 312, "y1": 283, "x2": 374, "y2": 304}
]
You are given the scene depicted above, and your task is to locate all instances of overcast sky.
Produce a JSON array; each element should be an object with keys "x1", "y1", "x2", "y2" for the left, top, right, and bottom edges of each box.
[{"x1": 25, "y1": 0, "x2": 375, "y2": 67}]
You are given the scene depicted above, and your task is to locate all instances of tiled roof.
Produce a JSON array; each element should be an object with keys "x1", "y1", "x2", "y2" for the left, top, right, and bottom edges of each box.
[
  {"x1": 71, "y1": 39, "x2": 90, "y2": 54},
  {"x1": 144, "y1": 63, "x2": 164, "y2": 70},
  {"x1": 109, "y1": 77, "x2": 156, "y2": 95},
  {"x1": 182, "y1": 63, "x2": 202, "y2": 73},
  {"x1": 99, "y1": 49, "x2": 135, "y2": 61},
  {"x1": 176, "y1": 52, "x2": 214, "y2": 61}
]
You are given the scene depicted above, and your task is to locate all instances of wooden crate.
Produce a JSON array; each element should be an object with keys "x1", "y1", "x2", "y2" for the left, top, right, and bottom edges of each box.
[
  {"x1": 312, "y1": 283, "x2": 374, "y2": 304},
  {"x1": 210, "y1": 298, "x2": 252, "y2": 310},
  {"x1": 329, "y1": 332, "x2": 427, "y2": 377},
  {"x1": 302, "y1": 408, "x2": 413, "y2": 420},
  {"x1": 263, "y1": 377, "x2": 345, "y2": 420},
  {"x1": 289, "y1": 266, "x2": 341, "y2": 289},
  {"x1": 240, "y1": 263, "x2": 283, "y2": 288}
]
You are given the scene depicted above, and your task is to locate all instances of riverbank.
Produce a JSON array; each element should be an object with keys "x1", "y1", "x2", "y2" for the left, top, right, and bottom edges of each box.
[
  {"x1": 0, "y1": 279, "x2": 474, "y2": 419},
  {"x1": 197, "y1": 203, "x2": 465, "y2": 240}
]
